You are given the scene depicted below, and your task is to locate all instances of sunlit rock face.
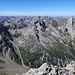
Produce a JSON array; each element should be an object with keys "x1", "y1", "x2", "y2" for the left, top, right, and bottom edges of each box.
[{"x1": 19, "y1": 61, "x2": 75, "y2": 75}]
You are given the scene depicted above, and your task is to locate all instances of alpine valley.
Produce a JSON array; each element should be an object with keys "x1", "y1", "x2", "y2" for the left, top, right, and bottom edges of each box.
[{"x1": 0, "y1": 16, "x2": 75, "y2": 75}]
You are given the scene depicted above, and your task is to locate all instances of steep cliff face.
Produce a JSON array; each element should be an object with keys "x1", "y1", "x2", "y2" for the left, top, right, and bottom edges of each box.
[
  {"x1": 0, "y1": 24, "x2": 21, "y2": 64},
  {"x1": 0, "y1": 16, "x2": 75, "y2": 68}
]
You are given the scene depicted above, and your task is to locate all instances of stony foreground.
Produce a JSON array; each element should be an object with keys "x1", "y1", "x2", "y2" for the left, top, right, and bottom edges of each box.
[{"x1": 15, "y1": 61, "x2": 75, "y2": 75}]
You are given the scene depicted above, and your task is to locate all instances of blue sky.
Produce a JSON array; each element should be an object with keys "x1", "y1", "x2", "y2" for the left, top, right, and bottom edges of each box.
[{"x1": 0, "y1": 0, "x2": 75, "y2": 16}]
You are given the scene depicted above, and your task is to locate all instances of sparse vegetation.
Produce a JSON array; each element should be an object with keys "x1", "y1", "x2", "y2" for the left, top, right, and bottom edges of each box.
[
  {"x1": 19, "y1": 47, "x2": 42, "y2": 67},
  {"x1": 48, "y1": 42, "x2": 72, "y2": 59}
]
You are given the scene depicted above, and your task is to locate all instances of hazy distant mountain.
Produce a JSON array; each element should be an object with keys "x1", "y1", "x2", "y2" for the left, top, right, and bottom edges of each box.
[{"x1": 0, "y1": 16, "x2": 75, "y2": 68}]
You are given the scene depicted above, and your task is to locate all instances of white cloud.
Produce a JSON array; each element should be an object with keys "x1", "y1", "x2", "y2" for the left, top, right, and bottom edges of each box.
[{"x1": 0, "y1": 11, "x2": 75, "y2": 16}]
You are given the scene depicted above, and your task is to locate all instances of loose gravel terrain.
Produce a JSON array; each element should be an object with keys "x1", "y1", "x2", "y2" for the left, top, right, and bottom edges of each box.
[{"x1": 0, "y1": 62, "x2": 29, "y2": 75}]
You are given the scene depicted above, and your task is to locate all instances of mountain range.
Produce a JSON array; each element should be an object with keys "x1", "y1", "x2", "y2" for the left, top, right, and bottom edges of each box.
[{"x1": 0, "y1": 16, "x2": 75, "y2": 71}]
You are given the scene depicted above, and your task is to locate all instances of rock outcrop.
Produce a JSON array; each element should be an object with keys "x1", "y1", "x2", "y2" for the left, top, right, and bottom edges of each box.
[{"x1": 17, "y1": 61, "x2": 75, "y2": 75}]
